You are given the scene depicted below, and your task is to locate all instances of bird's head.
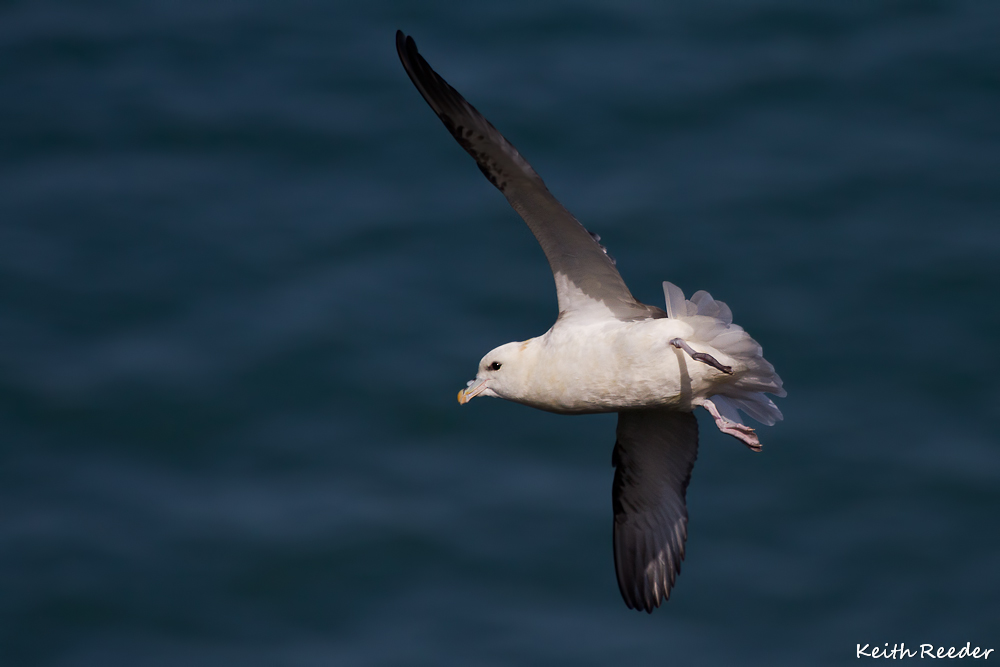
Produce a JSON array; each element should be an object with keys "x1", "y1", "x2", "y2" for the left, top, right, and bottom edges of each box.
[{"x1": 457, "y1": 340, "x2": 530, "y2": 404}]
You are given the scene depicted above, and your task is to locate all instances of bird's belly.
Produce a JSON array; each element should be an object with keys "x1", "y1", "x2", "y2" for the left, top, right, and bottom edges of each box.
[{"x1": 518, "y1": 319, "x2": 718, "y2": 414}]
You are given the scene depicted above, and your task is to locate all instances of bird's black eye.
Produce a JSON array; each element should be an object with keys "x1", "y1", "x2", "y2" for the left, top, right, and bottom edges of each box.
[{"x1": 488, "y1": 361, "x2": 502, "y2": 371}]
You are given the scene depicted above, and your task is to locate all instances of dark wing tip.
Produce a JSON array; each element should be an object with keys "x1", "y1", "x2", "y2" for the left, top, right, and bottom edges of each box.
[
  {"x1": 395, "y1": 30, "x2": 416, "y2": 66},
  {"x1": 394, "y1": 30, "x2": 455, "y2": 118},
  {"x1": 395, "y1": 30, "x2": 532, "y2": 198},
  {"x1": 611, "y1": 410, "x2": 698, "y2": 613},
  {"x1": 395, "y1": 30, "x2": 421, "y2": 84},
  {"x1": 613, "y1": 523, "x2": 686, "y2": 613},
  {"x1": 612, "y1": 490, "x2": 682, "y2": 613}
]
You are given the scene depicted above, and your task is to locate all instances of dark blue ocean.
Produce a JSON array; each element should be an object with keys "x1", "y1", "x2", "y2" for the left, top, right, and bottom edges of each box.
[{"x1": 2, "y1": 1, "x2": 998, "y2": 665}]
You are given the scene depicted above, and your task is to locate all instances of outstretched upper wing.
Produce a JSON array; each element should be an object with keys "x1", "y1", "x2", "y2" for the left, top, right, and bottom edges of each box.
[
  {"x1": 612, "y1": 408, "x2": 699, "y2": 612},
  {"x1": 396, "y1": 31, "x2": 662, "y2": 323}
]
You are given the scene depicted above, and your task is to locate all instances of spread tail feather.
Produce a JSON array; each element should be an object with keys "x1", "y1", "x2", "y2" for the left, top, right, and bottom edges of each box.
[{"x1": 662, "y1": 281, "x2": 785, "y2": 426}]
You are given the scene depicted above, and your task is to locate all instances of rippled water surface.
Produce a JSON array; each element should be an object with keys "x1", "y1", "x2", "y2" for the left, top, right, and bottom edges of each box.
[{"x1": 2, "y1": 1, "x2": 998, "y2": 665}]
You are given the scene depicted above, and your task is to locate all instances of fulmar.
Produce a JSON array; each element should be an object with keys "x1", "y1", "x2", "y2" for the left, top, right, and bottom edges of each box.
[{"x1": 396, "y1": 31, "x2": 785, "y2": 612}]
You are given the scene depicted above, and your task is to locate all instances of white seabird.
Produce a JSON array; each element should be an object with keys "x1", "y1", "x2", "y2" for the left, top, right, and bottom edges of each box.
[{"x1": 397, "y1": 31, "x2": 785, "y2": 612}]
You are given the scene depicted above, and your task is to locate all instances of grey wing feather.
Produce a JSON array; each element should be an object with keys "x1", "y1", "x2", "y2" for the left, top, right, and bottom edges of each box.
[
  {"x1": 612, "y1": 409, "x2": 699, "y2": 612},
  {"x1": 396, "y1": 31, "x2": 661, "y2": 322}
]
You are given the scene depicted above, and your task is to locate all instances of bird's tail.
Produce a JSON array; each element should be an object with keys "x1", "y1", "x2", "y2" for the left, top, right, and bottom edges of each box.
[{"x1": 663, "y1": 281, "x2": 785, "y2": 426}]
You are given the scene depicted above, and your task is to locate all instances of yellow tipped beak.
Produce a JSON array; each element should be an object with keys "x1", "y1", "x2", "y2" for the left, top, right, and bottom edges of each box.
[{"x1": 457, "y1": 378, "x2": 488, "y2": 404}]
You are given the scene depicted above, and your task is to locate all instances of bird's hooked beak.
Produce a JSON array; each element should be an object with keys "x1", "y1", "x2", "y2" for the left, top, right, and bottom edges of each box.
[{"x1": 457, "y1": 377, "x2": 489, "y2": 404}]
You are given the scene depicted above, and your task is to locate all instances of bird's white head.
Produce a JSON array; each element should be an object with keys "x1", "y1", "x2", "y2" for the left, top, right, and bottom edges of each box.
[{"x1": 457, "y1": 340, "x2": 531, "y2": 404}]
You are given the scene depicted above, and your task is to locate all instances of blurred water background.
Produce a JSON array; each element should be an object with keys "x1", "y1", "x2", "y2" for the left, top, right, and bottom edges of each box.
[{"x1": 1, "y1": 1, "x2": 998, "y2": 665}]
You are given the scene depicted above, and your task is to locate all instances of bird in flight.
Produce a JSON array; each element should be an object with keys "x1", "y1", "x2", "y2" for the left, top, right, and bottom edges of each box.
[{"x1": 396, "y1": 31, "x2": 785, "y2": 612}]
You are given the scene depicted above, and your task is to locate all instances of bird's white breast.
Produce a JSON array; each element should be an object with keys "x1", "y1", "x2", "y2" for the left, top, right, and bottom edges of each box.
[{"x1": 513, "y1": 318, "x2": 732, "y2": 414}]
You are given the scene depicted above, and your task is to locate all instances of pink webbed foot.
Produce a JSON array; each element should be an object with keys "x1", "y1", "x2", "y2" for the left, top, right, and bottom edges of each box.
[{"x1": 702, "y1": 399, "x2": 761, "y2": 452}]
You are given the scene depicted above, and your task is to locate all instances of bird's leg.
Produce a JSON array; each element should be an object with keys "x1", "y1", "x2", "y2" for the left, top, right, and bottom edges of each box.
[
  {"x1": 701, "y1": 399, "x2": 761, "y2": 451},
  {"x1": 669, "y1": 338, "x2": 733, "y2": 375}
]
